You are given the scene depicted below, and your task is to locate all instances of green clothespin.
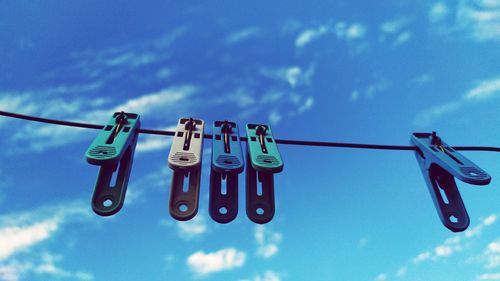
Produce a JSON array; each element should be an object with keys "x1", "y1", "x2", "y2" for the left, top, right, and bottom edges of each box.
[
  {"x1": 245, "y1": 124, "x2": 283, "y2": 224},
  {"x1": 86, "y1": 112, "x2": 140, "y2": 216}
]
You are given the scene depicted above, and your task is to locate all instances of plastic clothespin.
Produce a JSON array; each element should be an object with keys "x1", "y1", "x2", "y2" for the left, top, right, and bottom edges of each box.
[
  {"x1": 85, "y1": 111, "x2": 140, "y2": 216},
  {"x1": 245, "y1": 124, "x2": 284, "y2": 224},
  {"x1": 209, "y1": 120, "x2": 244, "y2": 223},
  {"x1": 411, "y1": 132, "x2": 491, "y2": 232},
  {"x1": 168, "y1": 117, "x2": 205, "y2": 221}
]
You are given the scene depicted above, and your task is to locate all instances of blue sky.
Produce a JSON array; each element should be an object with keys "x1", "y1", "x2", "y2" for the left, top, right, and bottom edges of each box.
[{"x1": 0, "y1": 1, "x2": 499, "y2": 281}]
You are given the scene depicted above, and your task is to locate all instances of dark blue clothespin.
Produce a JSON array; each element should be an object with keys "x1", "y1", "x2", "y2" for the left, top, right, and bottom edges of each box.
[
  {"x1": 168, "y1": 117, "x2": 205, "y2": 221},
  {"x1": 209, "y1": 120, "x2": 244, "y2": 223},
  {"x1": 85, "y1": 112, "x2": 140, "y2": 216},
  {"x1": 411, "y1": 132, "x2": 491, "y2": 232},
  {"x1": 245, "y1": 124, "x2": 284, "y2": 224}
]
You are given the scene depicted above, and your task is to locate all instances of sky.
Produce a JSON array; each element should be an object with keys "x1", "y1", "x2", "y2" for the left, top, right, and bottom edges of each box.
[{"x1": 0, "y1": 1, "x2": 499, "y2": 281}]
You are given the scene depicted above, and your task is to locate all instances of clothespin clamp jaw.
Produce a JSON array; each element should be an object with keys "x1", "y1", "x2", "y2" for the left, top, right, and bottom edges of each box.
[
  {"x1": 168, "y1": 117, "x2": 205, "y2": 221},
  {"x1": 209, "y1": 120, "x2": 244, "y2": 223},
  {"x1": 411, "y1": 132, "x2": 491, "y2": 232},
  {"x1": 245, "y1": 124, "x2": 284, "y2": 224},
  {"x1": 85, "y1": 112, "x2": 140, "y2": 216}
]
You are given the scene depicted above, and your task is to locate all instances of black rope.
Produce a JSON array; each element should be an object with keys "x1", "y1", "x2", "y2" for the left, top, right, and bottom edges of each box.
[{"x1": 1, "y1": 110, "x2": 499, "y2": 152}]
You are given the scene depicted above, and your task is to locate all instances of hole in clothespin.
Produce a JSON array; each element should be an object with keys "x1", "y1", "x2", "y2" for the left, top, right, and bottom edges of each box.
[
  {"x1": 178, "y1": 204, "x2": 189, "y2": 213},
  {"x1": 256, "y1": 208, "x2": 264, "y2": 215},
  {"x1": 102, "y1": 199, "x2": 113, "y2": 207},
  {"x1": 449, "y1": 215, "x2": 458, "y2": 223},
  {"x1": 219, "y1": 207, "x2": 228, "y2": 215}
]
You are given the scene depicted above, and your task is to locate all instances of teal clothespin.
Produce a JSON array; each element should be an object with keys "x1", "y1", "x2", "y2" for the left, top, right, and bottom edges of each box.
[
  {"x1": 86, "y1": 112, "x2": 140, "y2": 216},
  {"x1": 209, "y1": 120, "x2": 244, "y2": 223},
  {"x1": 411, "y1": 132, "x2": 491, "y2": 232},
  {"x1": 168, "y1": 117, "x2": 205, "y2": 221},
  {"x1": 245, "y1": 124, "x2": 283, "y2": 224}
]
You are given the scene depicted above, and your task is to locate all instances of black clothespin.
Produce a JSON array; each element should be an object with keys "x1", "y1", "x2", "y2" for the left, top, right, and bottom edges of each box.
[
  {"x1": 168, "y1": 117, "x2": 205, "y2": 221},
  {"x1": 209, "y1": 120, "x2": 244, "y2": 223},
  {"x1": 245, "y1": 124, "x2": 284, "y2": 224},
  {"x1": 85, "y1": 112, "x2": 140, "y2": 216},
  {"x1": 411, "y1": 132, "x2": 491, "y2": 232}
]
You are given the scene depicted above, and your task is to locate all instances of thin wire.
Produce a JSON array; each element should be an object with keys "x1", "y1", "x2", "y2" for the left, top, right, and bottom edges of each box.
[{"x1": 1, "y1": 110, "x2": 499, "y2": 152}]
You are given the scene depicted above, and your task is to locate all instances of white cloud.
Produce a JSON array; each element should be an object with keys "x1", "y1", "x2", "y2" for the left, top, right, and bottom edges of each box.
[
  {"x1": 410, "y1": 74, "x2": 433, "y2": 86},
  {"x1": 381, "y1": 18, "x2": 411, "y2": 33},
  {"x1": 456, "y1": 0, "x2": 500, "y2": 41},
  {"x1": 351, "y1": 77, "x2": 390, "y2": 101},
  {"x1": 346, "y1": 23, "x2": 367, "y2": 39},
  {"x1": 297, "y1": 97, "x2": 314, "y2": 114},
  {"x1": 0, "y1": 220, "x2": 58, "y2": 260},
  {"x1": 335, "y1": 22, "x2": 367, "y2": 40},
  {"x1": 414, "y1": 100, "x2": 462, "y2": 127},
  {"x1": 358, "y1": 237, "x2": 369, "y2": 248},
  {"x1": 0, "y1": 202, "x2": 94, "y2": 281},
  {"x1": 176, "y1": 215, "x2": 208, "y2": 241},
  {"x1": 392, "y1": 31, "x2": 412, "y2": 47},
  {"x1": 136, "y1": 126, "x2": 176, "y2": 153},
  {"x1": 484, "y1": 215, "x2": 497, "y2": 226},
  {"x1": 465, "y1": 77, "x2": 500, "y2": 100},
  {"x1": 240, "y1": 270, "x2": 281, "y2": 281},
  {"x1": 295, "y1": 25, "x2": 329, "y2": 47},
  {"x1": 413, "y1": 251, "x2": 431, "y2": 264},
  {"x1": 187, "y1": 248, "x2": 246, "y2": 276},
  {"x1": 8, "y1": 85, "x2": 196, "y2": 152},
  {"x1": 476, "y1": 273, "x2": 500, "y2": 280},
  {"x1": 376, "y1": 273, "x2": 387, "y2": 281},
  {"x1": 435, "y1": 245, "x2": 455, "y2": 257},
  {"x1": 415, "y1": 76, "x2": 500, "y2": 126},
  {"x1": 484, "y1": 238, "x2": 500, "y2": 268},
  {"x1": 260, "y1": 65, "x2": 315, "y2": 88},
  {"x1": 255, "y1": 225, "x2": 283, "y2": 259},
  {"x1": 396, "y1": 266, "x2": 407, "y2": 277},
  {"x1": 226, "y1": 27, "x2": 261, "y2": 44},
  {"x1": 269, "y1": 110, "x2": 282, "y2": 126},
  {"x1": 429, "y1": 2, "x2": 450, "y2": 22}
]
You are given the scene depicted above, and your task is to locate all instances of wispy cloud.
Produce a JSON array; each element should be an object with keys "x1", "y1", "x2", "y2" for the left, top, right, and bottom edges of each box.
[
  {"x1": 239, "y1": 270, "x2": 281, "y2": 281},
  {"x1": 410, "y1": 73, "x2": 434, "y2": 86},
  {"x1": 295, "y1": 21, "x2": 367, "y2": 49},
  {"x1": 0, "y1": 220, "x2": 58, "y2": 261},
  {"x1": 381, "y1": 18, "x2": 412, "y2": 34},
  {"x1": 392, "y1": 31, "x2": 412, "y2": 47},
  {"x1": 476, "y1": 273, "x2": 500, "y2": 280},
  {"x1": 351, "y1": 76, "x2": 391, "y2": 102},
  {"x1": 429, "y1": 1, "x2": 500, "y2": 42},
  {"x1": 0, "y1": 201, "x2": 95, "y2": 281},
  {"x1": 295, "y1": 25, "x2": 330, "y2": 48},
  {"x1": 414, "y1": 76, "x2": 500, "y2": 126},
  {"x1": 176, "y1": 215, "x2": 208, "y2": 241},
  {"x1": 6, "y1": 85, "x2": 196, "y2": 152},
  {"x1": 186, "y1": 248, "x2": 246, "y2": 276},
  {"x1": 260, "y1": 65, "x2": 315, "y2": 89},
  {"x1": 380, "y1": 212, "x2": 498, "y2": 280},
  {"x1": 226, "y1": 27, "x2": 261, "y2": 45},
  {"x1": 429, "y1": 2, "x2": 450, "y2": 22},
  {"x1": 255, "y1": 225, "x2": 283, "y2": 259}
]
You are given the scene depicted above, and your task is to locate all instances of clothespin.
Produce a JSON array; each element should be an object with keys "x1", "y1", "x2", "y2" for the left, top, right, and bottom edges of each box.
[
  {"x1": 85, "y1": 111, "x2": 140, "y2": 216},
  {"x1": 209, "y1": 120, "x2": 244, "y2": 223},
  {"x1": 245, "y1": 124, "x2": 283, "y2": 224},
  {"x1": 168, "y1": 117, "x2": 205, "y2": 221},
  {"x1": 411, "y1": 132, "x2": 491, "y2": 232}
]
